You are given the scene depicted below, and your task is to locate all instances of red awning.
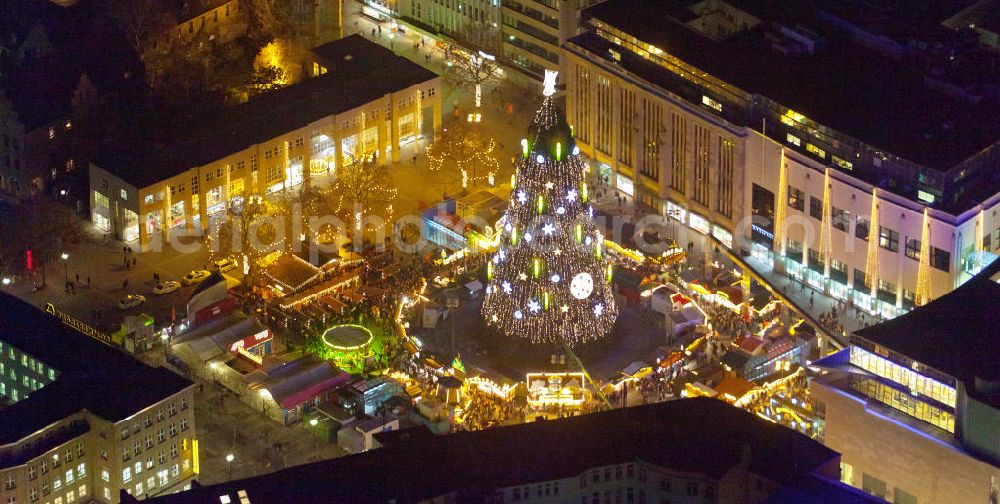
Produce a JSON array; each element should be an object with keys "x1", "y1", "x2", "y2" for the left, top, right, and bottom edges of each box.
[{"x1": 279, "y1": 373, "x2": 350, "y2": 410}]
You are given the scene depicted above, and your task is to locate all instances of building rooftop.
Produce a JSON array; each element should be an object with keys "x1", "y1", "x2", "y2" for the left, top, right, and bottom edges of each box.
[
  {"x1": 854, "y1": 257, "x2": 1000, "y2": 392},
  {"x1": 95, "y1": 35, "x2": 437, "y2": 188},
  {"x1": 1, "y1": 0, "x2": 145, "y2": 130},
  {"x1": 575, "y1": 0, "x2": 1000, "y2": 212},
  {"x1": 138, "y1": 397, "x2": 840, "y2": 503},
  {"x1": 581, "y1": 0, "x2": 1000, "y2": 172},
  {"x1": 0, "y1": 294, "x2": 192, "y2": 444}
]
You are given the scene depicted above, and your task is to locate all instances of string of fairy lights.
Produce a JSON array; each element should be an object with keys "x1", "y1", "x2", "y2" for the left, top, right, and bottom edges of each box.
[
  {"x1": 426, "y1": 123, "x2": 501, "y2": 189},
  {"x1": 481, "y1": 74, "x2": 618, "y2": 346}
]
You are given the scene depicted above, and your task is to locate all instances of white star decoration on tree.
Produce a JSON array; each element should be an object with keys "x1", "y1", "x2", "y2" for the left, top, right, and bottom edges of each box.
[
  {"x1": 518, "y1": 272, "x2": 528, "y2": 281},
  {"x1": 502, "y1": 281, "x2": 512, "y2": 294},
  {"x1": 594, "y1": 303, "x2": 604, "y2": 317},
  {"x1": 542, "y1": 223, "x2": 556, "y2": 235},
  {"x1": 567, "y1": 189, "x2": 578, "y2": 202},
  {"x1": 545, "y1": 181, "x2": 555, "y2": 190},
  {"x1": 560, "y1": 305, "x2": 569, "y2": 313},
  {"x1": 517, "y1": 191, "x2": 527, "y2": 204},
  {"x1": 527, "y1": 299, "x2": 541, "y2": 313}
]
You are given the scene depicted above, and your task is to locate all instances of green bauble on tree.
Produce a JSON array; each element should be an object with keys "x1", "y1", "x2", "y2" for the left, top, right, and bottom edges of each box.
[{"x1": 481, "y1": 70, "x2": 618, "y2": 346}]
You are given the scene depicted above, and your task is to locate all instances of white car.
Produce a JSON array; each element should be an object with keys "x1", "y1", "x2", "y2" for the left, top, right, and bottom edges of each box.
[
  {"x1": 118, "y1": 294, "x2": 146, "y2": 310},
  {"x1": 152, "y1": 281, "x2": 180, "y2": 295},
  {"x1": 214, "y1": 258, "x2": 237, "y2": 273},
  {"x1": 182, "y1": 270, "x2": 212, "y2": 285}
]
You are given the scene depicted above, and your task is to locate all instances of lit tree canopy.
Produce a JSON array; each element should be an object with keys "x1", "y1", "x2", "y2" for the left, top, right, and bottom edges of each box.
[
  {"x1": 331, "y1": 155, "x2": 398, "y2": 237},
  {"x1": 208, "y1": 194, "x2": 283, "y2": 286},
  {"x1": 481, "y1": 74, "x2": 618, "y2": 345},
  {"x1": 426, "y1": 121, "x2": 501, "y2": 192}
]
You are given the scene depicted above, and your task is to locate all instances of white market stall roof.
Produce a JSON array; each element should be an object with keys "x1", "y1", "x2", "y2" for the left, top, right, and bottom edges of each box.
[{"x1": 173, "y1": 315, "x2": 266, "y2": 363}]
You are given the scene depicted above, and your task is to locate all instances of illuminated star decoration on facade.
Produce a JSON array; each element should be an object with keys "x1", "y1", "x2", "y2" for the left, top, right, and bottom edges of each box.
[{"x1": 480, "y1": 72, "x2": 618, "y2": 346}]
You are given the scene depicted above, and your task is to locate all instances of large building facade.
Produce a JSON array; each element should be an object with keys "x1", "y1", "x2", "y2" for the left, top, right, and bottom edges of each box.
[
  {"x1": 502, "y1": 0, "x2": 599, "y2": 79},
  {"x1": 810, "y1": 261, "x2": 1000, "y2": 503},
  {"x1": 89, "y1": 36, "x2": 441, "y2": 250},
  {"x1": 396, "y1": 0, "x2": 502, "y2": 55},
  {"x1": 0, "y1": 295, "x2": 198, "y2": 503},
  {"x1": 564, "y1": 0, "x2": 1000, "y2": 317}
]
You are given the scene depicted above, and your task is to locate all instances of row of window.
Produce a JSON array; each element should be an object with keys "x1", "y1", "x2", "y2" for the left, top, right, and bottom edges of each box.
[
  {"x1": 120, "y1": 399, "x2": 188, "y2": 441},
  {"x1": 787, "y1": 186, "x2": 951, "y2": 271},
  {"x1": 24, "y1": 483, "x2": 86, "y2": 504}
]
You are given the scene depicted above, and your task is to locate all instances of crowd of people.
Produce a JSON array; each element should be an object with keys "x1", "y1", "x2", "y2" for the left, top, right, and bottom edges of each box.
[{"x1": 459, "y1": 385, "x2": 519, "y2": 431}]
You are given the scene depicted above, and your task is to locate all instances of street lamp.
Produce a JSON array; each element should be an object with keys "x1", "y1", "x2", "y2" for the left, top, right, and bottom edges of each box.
[
  {"x1": 258, "y1": 389, "x2": 269, "y2": 419},
  {"x1": 60, "y1": 253, "x2": 69, "y2": 284},
  {"x1": 225, "y1": 453, "x2": 235, "y2": 481},
  {"x1": 2, "y1": 277, "x2": 10, "y2": 291},
  {"x1": 446, "y1": 297, "x2": 459, "y2": 355}
]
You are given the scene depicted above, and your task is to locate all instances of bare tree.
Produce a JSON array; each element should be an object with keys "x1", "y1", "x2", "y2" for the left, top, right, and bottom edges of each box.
[
  {"x1": 426, "y1": 121, "x2": 502, "y2": 193},
  {"x1": 241, "y1": 0, "x2": 296, "y2": 44},
  {"x1": 242, "y1": 65, "x2": 286, "y2": 99},
  {"x1": 9, "y1": 199, "x2": 81, "y2": 288},
  {"x1": 446, "y1": 52, "x2": 502, "y2": 108},
  {"x1": 106, "y1": 0, "x2": 174, "y2": 55}
]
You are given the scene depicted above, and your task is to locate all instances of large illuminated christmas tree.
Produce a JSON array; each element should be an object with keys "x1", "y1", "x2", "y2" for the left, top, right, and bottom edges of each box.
[{"x1": 481, "y1": 71, "x2": 618, "y2": 346}]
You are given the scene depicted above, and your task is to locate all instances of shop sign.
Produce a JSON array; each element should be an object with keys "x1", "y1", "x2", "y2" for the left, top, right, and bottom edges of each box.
[
  {"x1": 689, "y1": 212, "x2": 710, "y2": 234},
  {"x1": 46, "y1": 303, "x2": 112, "y2": 345},
  {"x1": 616, "y1": 173, "x2": 634, "y2": 196}
]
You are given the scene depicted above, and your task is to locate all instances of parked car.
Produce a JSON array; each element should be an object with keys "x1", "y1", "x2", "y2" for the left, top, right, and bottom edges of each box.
[
  {"x1": 118, "y1": 294, "x2": 146, "y2": 310},
  {"x1": 152, "y1": 281, "x2": 180, "y2": 295},
  {"x1": 214, "y1": 258, "x2": 237, "y2": 273},
  {"x1": 182, "y1": 270, "x2": 212, "y2": 285}
]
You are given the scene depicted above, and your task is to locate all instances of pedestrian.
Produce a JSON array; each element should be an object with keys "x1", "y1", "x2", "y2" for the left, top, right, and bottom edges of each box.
[
  {"x1": 132, "y1": 257, "x2": 137, "y2": 269},
  {"x1": 378, "y1": 25, "x2": 381, "y2": 35},
  {"x1": 412, "y1": 153, "x2": 417, "y2": 165},
  {"x1": 123, "y1": 279, "x2": 129, "y2": 290},
  {"x1": 371, "y1": 28, "x2": 375, "y2": 37},
  {"x1": 809, "y1": 291, "x2": 814, "y2": 308},
  {"x1": 86, "y1": 276, "x2": 91, "y2": 286}
]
